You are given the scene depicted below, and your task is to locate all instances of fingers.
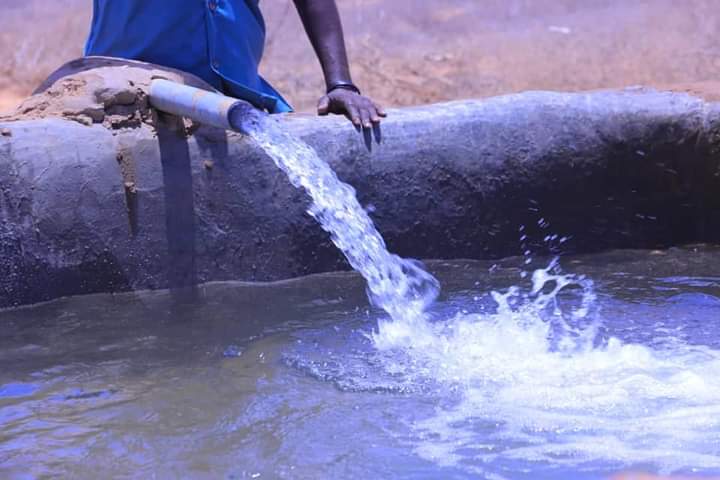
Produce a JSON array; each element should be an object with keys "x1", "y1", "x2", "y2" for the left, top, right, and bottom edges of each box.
[
  {"x1": 374, "y1": 102, "x2": 387, "y2": 118},
  {"x1": 359, "y1": 107, "x2": 372, "y2": 129},
  {"x1": 364, "y1": 101, "x2": 386, "y2": 124},
  {"x1": 317, "y1": 95, "x2": 330, "y2": 116},
  {"x1": 320, "y1": 90, "x2": 387, "y2": 128},
  {"x1": 369, "y1": 102, "x2": 383, "y2": 123},
  {"x1": 359, "y1": 99, "x2": 385, "y2": 127},
  {"x1": 346, "y1": 104, "x2": 362, "y2": 128}
]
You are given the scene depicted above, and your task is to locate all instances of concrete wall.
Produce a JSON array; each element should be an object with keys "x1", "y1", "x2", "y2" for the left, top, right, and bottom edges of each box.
[{"x1": 2, "y1": 89, "x2": 720, "y2": 308}]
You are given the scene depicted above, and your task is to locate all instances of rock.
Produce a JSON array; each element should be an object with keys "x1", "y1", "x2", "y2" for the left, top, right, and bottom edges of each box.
[{"x1": 73, "y1": 114, "x2": 94, "y2": 126}]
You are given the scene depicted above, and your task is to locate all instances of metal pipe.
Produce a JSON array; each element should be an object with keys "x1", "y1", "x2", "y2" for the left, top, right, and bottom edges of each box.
[{"x1": 148, "y1": 79, "x2": 257, "y2": 132}]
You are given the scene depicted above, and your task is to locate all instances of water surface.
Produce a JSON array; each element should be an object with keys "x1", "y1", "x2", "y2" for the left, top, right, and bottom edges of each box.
[{"x1": 1, "y1": 246, "x2": 719, "y2": 479}]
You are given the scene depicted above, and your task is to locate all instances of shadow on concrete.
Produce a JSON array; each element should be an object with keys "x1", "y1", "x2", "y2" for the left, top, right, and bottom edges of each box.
[{"x1": 157, "y1": 114, "x2": 198, "y2": 297}]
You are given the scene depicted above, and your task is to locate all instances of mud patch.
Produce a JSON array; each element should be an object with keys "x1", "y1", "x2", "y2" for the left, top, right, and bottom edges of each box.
[{"x1": 0, "y1": 58, "x2": 216, "y2": 131}]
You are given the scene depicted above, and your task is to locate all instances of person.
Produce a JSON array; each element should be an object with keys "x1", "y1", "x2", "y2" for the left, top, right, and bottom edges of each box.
[{"x1": 84, "y1": 0, "x2": 386, "y2": 129}]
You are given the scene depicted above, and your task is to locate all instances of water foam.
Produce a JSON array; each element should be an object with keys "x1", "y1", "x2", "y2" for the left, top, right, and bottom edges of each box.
[{"x1": 371, "y1": 259, "x2": 720, "y2": 475}]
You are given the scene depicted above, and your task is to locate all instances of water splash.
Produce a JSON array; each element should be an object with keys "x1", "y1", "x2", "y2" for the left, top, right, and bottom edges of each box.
[
  {"x1": 372, "y1": 257, "x2": 599, "y2": 367},
  {"x1": 245, "y1": 115, "x2": 439, "y2": 320},
  {"x1": 369, "y1": 259, "x2": 720, "y2": 475}
]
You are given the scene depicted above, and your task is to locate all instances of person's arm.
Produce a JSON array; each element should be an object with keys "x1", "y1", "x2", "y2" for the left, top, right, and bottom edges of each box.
[{"x1": 293, "y1": 0, "x2": 386, "y2": 128}]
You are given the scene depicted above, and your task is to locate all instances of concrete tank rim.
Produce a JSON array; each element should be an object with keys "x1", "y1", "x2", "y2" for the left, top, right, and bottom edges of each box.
[{"x1": 1, "y1": 86, "x2": 719, "y2": 308}]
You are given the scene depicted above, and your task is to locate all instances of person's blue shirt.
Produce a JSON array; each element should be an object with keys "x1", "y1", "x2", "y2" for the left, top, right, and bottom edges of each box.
[{"x1": 84, "y1": 0, "x2": 292, "y2": 113}]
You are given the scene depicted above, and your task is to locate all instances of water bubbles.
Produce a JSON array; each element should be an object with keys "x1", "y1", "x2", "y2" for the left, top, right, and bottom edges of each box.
[
  {"x1": 223, "y1": 345, "x2": 243, "y2": 358},
  {"x1": 367, "y1": 257, "x2": 720, "y2": 475}
]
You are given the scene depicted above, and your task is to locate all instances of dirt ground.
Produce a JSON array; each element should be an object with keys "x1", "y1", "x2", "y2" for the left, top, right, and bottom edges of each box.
[{"x1": 2, "y1": 0, "x2": 720, "y2": 115}]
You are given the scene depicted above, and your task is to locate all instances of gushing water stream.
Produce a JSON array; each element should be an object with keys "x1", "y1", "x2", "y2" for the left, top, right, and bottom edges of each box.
[{"x1": 246, "y1": 115, "x2": 440, "y2": 322}]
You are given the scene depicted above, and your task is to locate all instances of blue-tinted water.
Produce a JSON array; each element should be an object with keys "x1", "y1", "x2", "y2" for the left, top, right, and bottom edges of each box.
[{"x1": 1, "y1": 246, "x2": 719, "y2": 479}]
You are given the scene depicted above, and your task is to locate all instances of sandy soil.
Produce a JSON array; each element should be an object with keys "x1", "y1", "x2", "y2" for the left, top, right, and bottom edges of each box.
[{"x1": 2, "y1": 0, "x2": 720, "y2": 115}]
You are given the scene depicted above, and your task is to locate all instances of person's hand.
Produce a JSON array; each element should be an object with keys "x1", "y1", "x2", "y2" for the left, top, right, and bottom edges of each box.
[{"x1": 317, "y1": 89, "x2": 387, "y2": 128}]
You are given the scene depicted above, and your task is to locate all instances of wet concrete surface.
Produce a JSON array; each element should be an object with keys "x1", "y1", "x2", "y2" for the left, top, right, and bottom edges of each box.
[{"x1": 2, "y1": 87, "x2": 720, "y2": 308}]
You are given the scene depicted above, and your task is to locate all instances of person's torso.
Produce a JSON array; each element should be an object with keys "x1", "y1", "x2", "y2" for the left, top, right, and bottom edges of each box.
[{"x1": 85, "y1": 0, "x2": 267, "y2": 92}]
